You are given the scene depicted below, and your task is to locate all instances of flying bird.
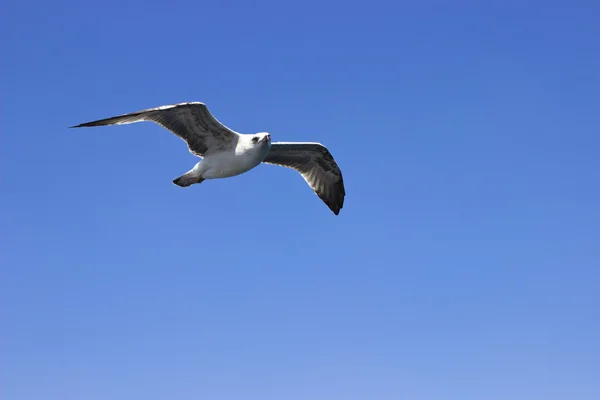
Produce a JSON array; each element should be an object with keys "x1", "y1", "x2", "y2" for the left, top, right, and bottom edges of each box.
[{"x1": 70, "y1": 102, "x2": 345, "y2": 215}]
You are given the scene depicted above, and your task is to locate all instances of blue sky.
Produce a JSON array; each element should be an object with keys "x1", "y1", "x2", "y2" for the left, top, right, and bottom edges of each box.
[{"x1": 2, "y1": 1, "x2": 599, "y2": 399}]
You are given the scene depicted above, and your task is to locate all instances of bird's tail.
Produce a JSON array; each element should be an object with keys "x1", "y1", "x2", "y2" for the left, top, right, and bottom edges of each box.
[{"x1": 173, "y1": 172, "x2": 204, "y2": 187}]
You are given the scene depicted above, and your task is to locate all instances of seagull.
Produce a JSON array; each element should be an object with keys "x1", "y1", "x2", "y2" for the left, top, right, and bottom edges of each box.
[{"x1": 70, "y1": 102, "x2": 345, "y2": 215}]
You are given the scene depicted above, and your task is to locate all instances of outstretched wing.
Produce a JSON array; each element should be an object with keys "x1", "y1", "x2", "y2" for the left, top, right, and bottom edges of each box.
[
  {"x1": 262, "y1": 142, "x2": 345, "y2": 215},
  {"x1": 70, "y1": 102, "x2": 239, "y2": 156}
]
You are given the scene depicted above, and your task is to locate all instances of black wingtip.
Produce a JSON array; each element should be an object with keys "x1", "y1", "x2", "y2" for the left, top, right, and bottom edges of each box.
[{"x1": 69, "y1": 122, "x2": 93, "y2": 128}]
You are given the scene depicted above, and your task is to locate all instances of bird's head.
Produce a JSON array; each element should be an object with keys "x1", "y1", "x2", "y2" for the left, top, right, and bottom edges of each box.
[{"x1": 251, "y1": 132, "x2": 271, "y2": 147}]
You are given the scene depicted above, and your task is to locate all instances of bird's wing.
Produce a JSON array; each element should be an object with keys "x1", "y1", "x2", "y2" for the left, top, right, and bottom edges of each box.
[
  {"x1": 71, "y1": 102, "x2": 239, "y2": 156},
  {"x1": 262, "y1": 142, "x2": 345, "y2": 215}
]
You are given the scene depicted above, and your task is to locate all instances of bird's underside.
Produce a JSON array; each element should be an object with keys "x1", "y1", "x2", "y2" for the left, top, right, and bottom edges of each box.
[{"x1": 71, "y1": 102, "x2": 345, "y2": 215}]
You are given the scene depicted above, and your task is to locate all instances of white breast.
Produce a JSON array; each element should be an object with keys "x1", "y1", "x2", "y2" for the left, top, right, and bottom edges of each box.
[{"x1": 201, "y1": 138, "x2": 270, "y2": 179}]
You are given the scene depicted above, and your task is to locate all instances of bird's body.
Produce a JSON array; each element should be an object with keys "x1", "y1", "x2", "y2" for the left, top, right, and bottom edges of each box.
[
  {"x1": 71, "y1": 102, "x2": 345, "y2": 215},
  {"x1": 177, "y1": 132, "x2": 272, "y2": 185}
]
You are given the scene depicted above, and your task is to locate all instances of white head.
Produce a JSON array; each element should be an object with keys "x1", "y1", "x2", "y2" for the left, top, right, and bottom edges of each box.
[{"x1": 251, "y1": 132, "x2": 271, "y2": 148}]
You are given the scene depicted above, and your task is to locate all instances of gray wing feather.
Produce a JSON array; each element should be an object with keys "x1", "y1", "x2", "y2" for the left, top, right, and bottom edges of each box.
[
  {"x1": 70, "y1": 102, "x2": 238, "y2": 156},
  {"x1": 262, "y1": 142, "x2": 345, "y2": 215}
]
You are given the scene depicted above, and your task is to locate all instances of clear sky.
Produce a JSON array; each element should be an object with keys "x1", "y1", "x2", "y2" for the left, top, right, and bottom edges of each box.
[{"x1": 2, "y1": 1, "x2": 599, "y2": 399}]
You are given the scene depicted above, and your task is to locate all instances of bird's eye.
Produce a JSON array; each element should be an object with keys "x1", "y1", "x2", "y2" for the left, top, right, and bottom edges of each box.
[{"x1": 252, "y1": 137, "x2": 259, "y2": 143}]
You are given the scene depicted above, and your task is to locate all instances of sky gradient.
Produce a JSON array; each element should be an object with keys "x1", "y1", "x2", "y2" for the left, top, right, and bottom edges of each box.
[{"x1": 2, "y1": 1, "x2": 599, "y2": 399}]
